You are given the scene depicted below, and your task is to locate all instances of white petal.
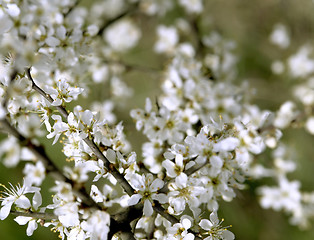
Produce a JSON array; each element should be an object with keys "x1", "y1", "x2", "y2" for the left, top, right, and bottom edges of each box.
[
  {"x1": 129, "y1": 174, "x2": 145, "y2": 190},
  {"x1": 0, "y1": 15, "x2": 13, "y2": 34},
  {"x1": 81, "y1": 110, "x2": 93, "y2": 125},
  {"x1": 46, "y1": 36, "x2": 60, "y2": 47},
  {"x1": 15, "y1": 195, "x2": 31, "y2": 209},
  {"x1": 150, "y1": 178, "x2": 164, "y2": 192},
  {"x1": 32, "y1": 191, "x2": 42, "y2": 210},
  {"x1": 6, "y1": 4, "x2": 20, "y2": 17},
  {"x1": 128, "y1": 194, "x2": 142, "y2": 206},
  {"x1": 145, "y1": 173, "x2": 154, "y2": 186},
  {"x1": 143, "y1": 199, "x2": 153, "y2": 216},
  {"x1": 152, "y1": 193, "x2": 168, "y2": 204},
  {"x1": 222, "y1": 230, "x2": 235, "y2": 240},
  {"x1": 145, "y1": 98, "x2": 152, "y2": 112},
  {"x1": 213, "y1": 137, "x2": 239, "y2": 152},
  {"x1": 175, "y1": 173, "x2": 187, "y2": 188},
  {"x1": 182, "y1": 218, "x2": 192, "y2": 229},
  {"x1": 175, "y1": 154, "x2": 184, "y2": 167},
  {"x1": 0, "y1": 202, "x2": 13, "y2": 220},
  {"x1": 184, "y1": 233, "x2": 195, "y2": 240},
  {"x1": 199, "y1": 219, "x2": 213, "y2": 231},
  {"x1": 210, "y1": 155, "x2": 223, "y2": 169},
  {"x1": 26, "y1": 220, "x2": 38, "y2": 236},
  {"x1": 14, "y1": 216, "x2": 31, "y2": 225},
  {"x1": 162, "y1": 160, "x2": 177, "y2": 178},
  {"x1": 172, "y1": 197, "x2": 186, "y2": 213},
  {"x1": 105, "y1": 149, "x2": 116, "y2": 163},
  {"x1": 59, "y1": 214, "x2": 79, "y2": 228},
  {"x1": 209, "y1": 211, "x2": 219, "y2": 225}
]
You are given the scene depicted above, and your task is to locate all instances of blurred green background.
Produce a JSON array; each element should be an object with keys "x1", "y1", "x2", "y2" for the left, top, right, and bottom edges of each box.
[{"x1": 2, "y1": 0, "x2": 314, "y2": 239}]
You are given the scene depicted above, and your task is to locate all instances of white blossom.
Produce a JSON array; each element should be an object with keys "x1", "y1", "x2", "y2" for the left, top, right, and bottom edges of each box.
[
  {"x1": 104, "y1": 19, "x2": 141, "y2": 52},
  {"x1": 0, "y1": 179, "x2": 42, "y2": 220},
  {"x1": 199, "y1": 212, "x2": 235, "y2": 240},
  {"x1": 269, "y1": 23, "x2": 290, "y2": 49},
  {"x1": 154, "y1": 25, "x2": 179, "y2": 55},
  {"x1": 128, "y1": 173, "x2": 167, "y2": 216}
]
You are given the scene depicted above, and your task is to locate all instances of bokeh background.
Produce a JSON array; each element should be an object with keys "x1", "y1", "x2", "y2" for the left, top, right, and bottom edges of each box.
[{"x1": 1, "y1": 0, "x2": 314, "y2": 239}]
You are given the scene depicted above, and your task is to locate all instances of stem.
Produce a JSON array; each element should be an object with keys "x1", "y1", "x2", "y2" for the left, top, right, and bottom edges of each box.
[
  {"x1": 185, "y1": 161, "x2": 208, "y2": 176},
  {"x1": 82, "y1": 138, "x2": 134, "y2": 196},
  {"x1": 152, "y1": 202, "x2": 178, "y2": 224},
  {"x1": 190, "y1": 16, "x2": 206, "y2": 58},
  {"x1": 97, "y1": 2, "x2": 139, "y2": 36},
  {"x1": 153, "y1": 202, "x2": 201, "y2": 240},
  {"x1": 10, "y1": 210, "x2": 57, "y2": 220},
  {"x1": 25, "y1": 68, "x2": 68, "y2": 119},
  {"x1": 159, "y1": 159, "x2": 207, "y2": 194}
]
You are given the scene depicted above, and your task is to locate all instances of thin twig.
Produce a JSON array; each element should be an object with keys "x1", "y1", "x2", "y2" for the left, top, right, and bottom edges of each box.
[
  {"x1": 190, "y1": 16, "x2": 206, "y2": 58},
  {"x1": 25, "y1": 68, "x2": 68, "y2": 118},
  {"x1": 98, "y1": 2, "x2": 140, "y2": 36},
  {"x1": 10, "y1": 210, "x2": 57, "y2": 220}
]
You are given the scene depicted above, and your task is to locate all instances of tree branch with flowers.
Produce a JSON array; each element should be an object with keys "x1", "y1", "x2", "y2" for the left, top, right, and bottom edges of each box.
[{"x1": 1, "y1": 0, "x2": 314, "y2": 239}]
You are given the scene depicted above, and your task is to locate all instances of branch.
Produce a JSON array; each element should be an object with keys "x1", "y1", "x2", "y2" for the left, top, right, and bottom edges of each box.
[
  {"x1": 190, "y1": 16, "x2": 206, "y2": 58},
  {"x1": 10, "y1": 210, "x2": 57, "y2": 220},
  {"x1": 26, "y1": 67, "x2": 135, "y2": 196},
  {"x1": 25, "y1": 68, "x2": 68, "y2": 119},
  {"x1": 98, "y1": 2, "x2": 140, "y2": 36},
  {"x1": 25, "y1": 68, "x2": 186, "y2": 230},
  {"x1": 185, "y1": 161, "x2": 208, "y2": 176},
  {"x1": 82, "y1": 138, "x2": 134, "y2": 196},
  {"x1": 159, "y1": 157, "x2": 207, "y2": 194}
]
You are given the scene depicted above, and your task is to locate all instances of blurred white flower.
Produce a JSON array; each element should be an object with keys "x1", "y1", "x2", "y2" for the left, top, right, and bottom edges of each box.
[
  {"x1": 288, "y1": 46, "x2": 314, "y2": 78},
  {"x1": 274, "y1": 101, "x2": 298, "y2": 128},
  {"x1": 104, "y1": 19, "x2": 141, "y2": 52},
  {"x1": 258, "y1": 177, "x2": 301, "y2": 212},
  {"x1": 178, "y1": 0, "x2": 203, "y2": 14},
  {"x1": 269, "y1": 23, "x2": 290, "y2": 49},
  {"x1": 154, "y1": 25, "x2": 179, "y2": 55},
  {"x1": 305, "y1": 116, "x2": 314, "y2": 134}
]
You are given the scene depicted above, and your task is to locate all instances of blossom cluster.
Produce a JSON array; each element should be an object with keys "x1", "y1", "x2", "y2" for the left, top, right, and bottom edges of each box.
[{"x1": 0, "y1": 0, "x2": 314, "y2": 239}]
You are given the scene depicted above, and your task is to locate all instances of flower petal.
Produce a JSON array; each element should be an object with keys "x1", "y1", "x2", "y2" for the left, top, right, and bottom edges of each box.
[
  {"x1": 14, "y1": 216, "x2": 32, "y2": 225},
  {"x1": 152, "y1": 193, "x2": 168, "y2": 203},
  {"x1": 150, "y1": 178, "x2": 164, "y2": 192},
  {"x1": 222, "y1": 230, "x2": 235, "y2": 240},
  {"x1": 26, "y1": 220, "x2": 38, "y2": 236},
  {"x1": 143, "y1": 199, "x2": 153, "y2": 216},
  {"x1": 182, "y1": 218, "x2": 192, "y2": 229},
  {"x1": 0, "y1": 202, "x2": 13, "y2": 220},
  {"x1": 199, "y1": 219, "x2": 213, "y2": 231},
  {"x1": 128, "y1": 194, "x2": 142, "y2": 206}
]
